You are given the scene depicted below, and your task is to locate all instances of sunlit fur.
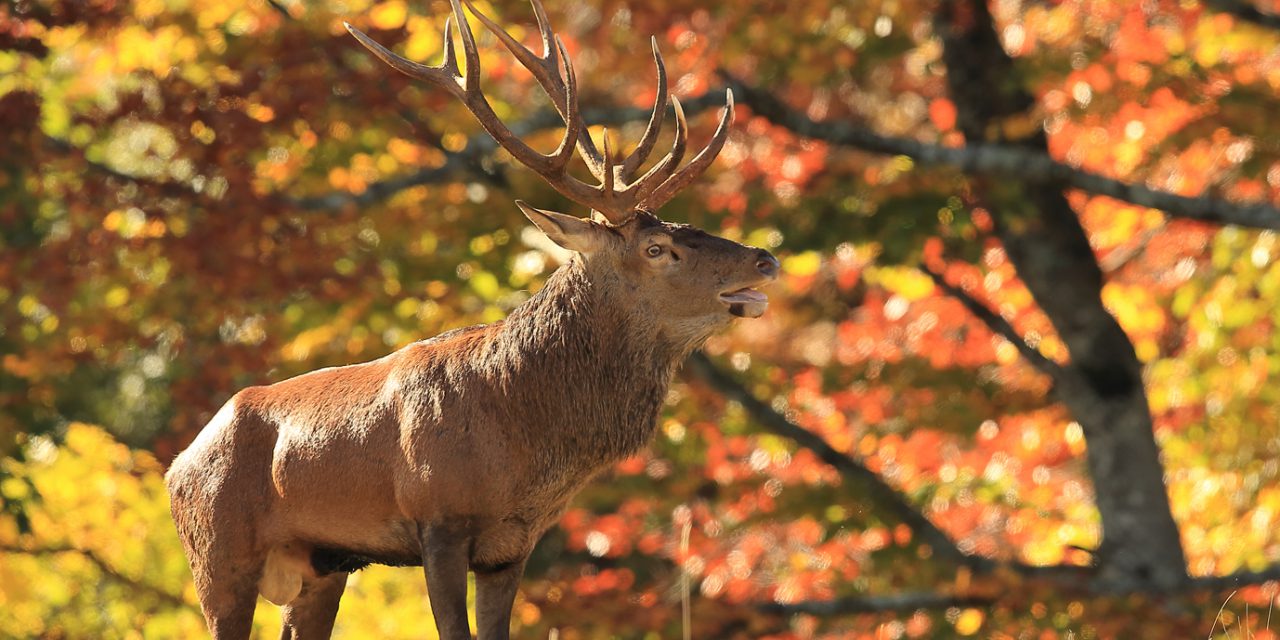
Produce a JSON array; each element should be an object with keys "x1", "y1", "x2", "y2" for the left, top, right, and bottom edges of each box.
[{"x1": 165, "y1": 209, "x2": 777, "y2": 639}]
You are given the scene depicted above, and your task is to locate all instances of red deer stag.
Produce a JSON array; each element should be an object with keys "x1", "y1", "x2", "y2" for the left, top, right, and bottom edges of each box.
[{"x1": 166, "y1": 0, "x2": 777, "y2": 637}]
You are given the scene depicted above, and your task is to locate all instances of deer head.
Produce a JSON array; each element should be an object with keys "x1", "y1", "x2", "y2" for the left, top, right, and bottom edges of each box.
[
  {"x1": 345, "y1": 0, "x2": 777, "y2": 344},
  {"x1": 517, "y1": 203, "x2": 777, "y2": 348}
]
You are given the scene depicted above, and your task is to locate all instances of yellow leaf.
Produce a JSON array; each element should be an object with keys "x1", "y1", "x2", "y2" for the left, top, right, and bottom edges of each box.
[
  {"x1": 470, "y1": 271, "x2": 499, "y2": 300},
  {"x1": 1135, "y1": 338, "x2": 1159, "y2": 363},
  {"x1": 868, "y1": 266, "x2": 935, "y2": 301},
  {"x1": 370, "y1": 1, "x2": 408, "y2": 30},
  {"x1": 954, "y1": 608, "x2": 985, "y2": 635},
  {"x1": 104, "y1": 286, "x2": 130, "y2": 309},
  {"x1": 783, "y1": 251, "x2": 821, "y2": 278},
  {"x1": 0, "y1": 478, "x2": 28, "y2": 500},
  {"x1": 394, "y1": 298, "x2": 419, "y2": 319},
  {"x1": 404, "y1": 16, "x2": 441, "y2": 61}
]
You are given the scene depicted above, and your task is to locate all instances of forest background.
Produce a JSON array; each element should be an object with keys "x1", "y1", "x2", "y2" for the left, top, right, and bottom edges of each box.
[{"x1": 4, "y1": 0, "x2": 1280, "y2": 637}]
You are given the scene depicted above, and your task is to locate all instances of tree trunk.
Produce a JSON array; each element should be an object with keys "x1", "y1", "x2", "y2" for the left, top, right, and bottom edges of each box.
[{"x1": 936, "y1": 0, "x2": 1188, "y2": 591}]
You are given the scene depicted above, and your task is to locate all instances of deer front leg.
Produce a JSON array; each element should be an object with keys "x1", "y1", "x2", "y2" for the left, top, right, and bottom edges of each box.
[
  {"x1": 280, "y1": 572, "x2": 348, "y2": 639},
  {"x1": 421, "y1": 525, "x2": 472, "y2": 640},
  {"x1": 474, "y1": 556, "x2": 529, "y2": 640}
]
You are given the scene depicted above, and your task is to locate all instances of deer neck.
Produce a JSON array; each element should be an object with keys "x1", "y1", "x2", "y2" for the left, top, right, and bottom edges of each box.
[{"x1": 488, "y1": 255, "x2": 688, "y2": 462}]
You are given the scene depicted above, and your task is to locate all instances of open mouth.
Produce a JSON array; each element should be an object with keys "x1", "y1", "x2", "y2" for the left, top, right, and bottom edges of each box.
[{"x1": 719, "y1": 287, "x2": 769, "y2": 318}]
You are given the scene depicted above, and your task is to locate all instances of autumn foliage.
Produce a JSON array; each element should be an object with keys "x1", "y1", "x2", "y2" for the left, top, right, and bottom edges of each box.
[{"x1": 3, "y1": 0, "x2": 1280, "y2": 638}]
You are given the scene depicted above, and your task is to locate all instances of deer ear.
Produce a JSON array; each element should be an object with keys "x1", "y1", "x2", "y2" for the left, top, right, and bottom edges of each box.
[{"x1": 515, "y1": 201, "x2": 609, "y2": 254}]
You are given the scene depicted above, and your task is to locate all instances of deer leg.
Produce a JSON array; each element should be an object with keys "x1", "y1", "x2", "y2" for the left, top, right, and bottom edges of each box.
[
  {"x1": 421, "y1": 525, "x2": 472, "y2": 640},
  {"x1": 279, "y1": 572, "x2": 348, "y2": 640},
  {"x1": 473, "y1": 557, "x2": 528, "y2": 640},
  {"x1": 185, "y1": 549, "x2": 264, "y2": 640},
  {"x1": 172, "y1": 491, "x2": 265, "y2": 639}
]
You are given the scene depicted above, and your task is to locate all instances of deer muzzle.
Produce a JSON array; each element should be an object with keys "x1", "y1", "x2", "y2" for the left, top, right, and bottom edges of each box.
[
  {"x1": 720, "y1": 287, "x2": 769, "y2": 318},
  {"x1": 721, "y1": 250, "x2": 778, "y2": 317}
]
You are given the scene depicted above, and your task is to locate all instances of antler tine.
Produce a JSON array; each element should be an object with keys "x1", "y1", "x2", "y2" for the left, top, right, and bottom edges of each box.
[
  {"x1": 546, "y1": 35, "x2": 582, "y2": 172},
  {"x1": 463, "y1": 0, "x2": 556, "y2": 93},
  {"x1": 463, "y1": 0, "x2": 607, "y2": 180},
  {"x1": 344, "y1": 20, "x2": 465, "y2": 99},
  {"x1": 449, "y1": 0, "x2": 481, "y2": 94},
  {"x1": 627, "y1": 95, "x2": 687, "y2": 200},
  {"x1": 348, "y1": 2, "x2": 554, "y2": 176},
  {"x1": 527, "y1": 0, "x2": 557, "y2": 62},
  {"x1": 351, "y1": 0, "x2": 736, "y2": 223},
  {"x1": 598, "y1": 128, "x2": 617, "y2": 216},
  {"x1": 594, "y1": 129, "x2": 644, "y2": 224},
  {"x1": 637, "y1": 88, "x2": 735, "y2": 211},
  {"x1": 441, "y1": 17, "x2": 460, "y2": 77},
  {"x1": 457, "y1": 29, "x2": 587, "y2": 192},
  {"x1": 463, "y1": 0, "x2": 561, "y2": 87},
  {"x1": 618, "y1": 37, "x2": 668, "y2": 185},
  {"x1": 551, "y1": 35, "x2": 607, "y2": 179}
]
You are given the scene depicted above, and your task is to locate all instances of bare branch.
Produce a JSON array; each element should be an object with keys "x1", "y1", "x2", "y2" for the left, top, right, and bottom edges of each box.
[
  {"x1": 1099, "y1": 222, "x2": 1166, "y2": 273},
  {"x1": 285, "y1": 148, "x2": 484, "y2": 211},
  {"x1": 761, "y1": 562, "x2": 1280, "y2": 619},
  {"x1": 760, "y1": 590, "x2": 996, "y2": 616},
  {"x1": 684, "y1": 352, "x2": 977, "y2": 569},
  {"x1": 289, "y1": 91, "x2": 729, "y2": 211},
  {"x1": 0, "y1": 543, "x2": 194, "y2": 611},
  {"x1": 265, "y1": 0, "x2": 294, "y2": 21},
  {"x1": 49, "y1": 93, "x2": 729, "y2": 214},
  {"x1": 44, "y1": 137, "x2": 210, "y2": 201},
  {"x1": 1188, "y1": 563, "x2": 1280, "y2": 592},
  {"x1": 720, "y1": 75, "x2": 1280, "y2": 231},
  {"x1": 921, "y1": 264, "x2": 1065, "y2": 381},
  {"x1": 61, "y1": 80, "x2": 1276, "y2": 230},
  {"x1": 1203, "y1": 0, "x2": 1280, "y2": 29},
  {"x1": 685, "y1": 354, "x2": 1118, "y2": 588},
  {"x1": 684, "y1": 354, "x2": 1123, "y2": 597}
]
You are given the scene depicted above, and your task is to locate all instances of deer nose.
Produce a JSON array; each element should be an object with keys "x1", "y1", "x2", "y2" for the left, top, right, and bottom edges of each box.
[{"x1": 755, "y1": 250, "x2": 780, "y2": 279}]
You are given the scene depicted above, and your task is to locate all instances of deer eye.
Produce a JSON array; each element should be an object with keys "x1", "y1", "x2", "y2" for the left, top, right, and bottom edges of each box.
[{"x1": 646, "y1": 245, "x2": 663, "y2": 258}]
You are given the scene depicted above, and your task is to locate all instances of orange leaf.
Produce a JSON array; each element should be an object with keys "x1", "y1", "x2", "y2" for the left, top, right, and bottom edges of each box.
[{"x1": 930, "y1": 98, "x2": 958, "y2": 132}]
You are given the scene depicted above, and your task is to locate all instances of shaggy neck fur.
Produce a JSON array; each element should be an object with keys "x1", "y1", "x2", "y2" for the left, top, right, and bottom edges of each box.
[{"x1": 477, "y1": 254, "x2": 713, "y2": 471}]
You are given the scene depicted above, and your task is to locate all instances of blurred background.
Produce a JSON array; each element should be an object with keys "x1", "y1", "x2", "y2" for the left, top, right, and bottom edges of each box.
[{"x1": 3, "y1": 0, "x2": 1280, "y2": 637}]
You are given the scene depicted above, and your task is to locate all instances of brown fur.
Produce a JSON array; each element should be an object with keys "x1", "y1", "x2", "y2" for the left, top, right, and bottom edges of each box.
[{"x1": 166, "y1": 211, "x2": 778, "y2": 639}]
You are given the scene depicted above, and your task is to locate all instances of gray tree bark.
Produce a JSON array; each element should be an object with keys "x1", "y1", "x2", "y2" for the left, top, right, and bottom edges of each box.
[{"x1": 935, "y1": 0, "x2": 1188, "y2": 592}]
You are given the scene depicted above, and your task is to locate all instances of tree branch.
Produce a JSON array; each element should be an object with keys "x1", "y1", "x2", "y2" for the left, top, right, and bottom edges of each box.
[
  {"x1": 921, "y1": 264, "x2": 1065, "y2": 381},
  {"x1": 0, "y1": 543, "x2": 194, "y2": 611},
  {"x1": 761, "y1": 562, "x2": 1280, "y2": 619},
  {"x1": 684, "y1": 354, "x2": 1113, "y2": 585},
  {"x1": 52, "y1": 94, "x2": 728, "y2": 213},
  {"x1": 44, "y1": 137, "x2": 206, "y2": 200},
  {"x1": 720, "y1": 75, "x2": 1280, "y2": 231},
  {"x1": 1188, "y1": 563, "x2": 1280, "y2": 591},
  {"x1": 296, "y1": 79, "x2": 1280, "y2": 225},
  {"x1": 1099, "y1": 221, "x2": 1166, "y2": 273},
  {"x1": 265, "y1": 0, "x2": 294, "y2": 21},
  {"x1": 1203, "y1": 0, "x2": 1280, "y2": 29},
  {"x1": 60, "y1": 83, "x2": 1276, "y2": 230},
  {"x1": 760, "y1": 590, "x2": 996, "y2": 616},
  {"x1": 684, "y1": 352, "x2": 978, "y2": 569},
  {"x1": 286, "y1": 93, "x2": 726, "y2": 211},
  {"x1": 285, "y1": 149, "x2": 484, "y2": 211}
]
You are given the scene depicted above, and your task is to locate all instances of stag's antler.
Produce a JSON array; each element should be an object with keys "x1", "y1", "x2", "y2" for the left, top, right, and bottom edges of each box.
[{"x1": 344, "y1": 0, "x2": 733, "y2": 224}]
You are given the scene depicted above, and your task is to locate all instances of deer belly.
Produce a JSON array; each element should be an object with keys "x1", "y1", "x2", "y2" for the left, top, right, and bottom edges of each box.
[
  {"x1": 268, "y1": 430, "x2": 411, "y2": 551},
  {"x1": 258, "y1": 537, "x2": 423, "y2": 605}
]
